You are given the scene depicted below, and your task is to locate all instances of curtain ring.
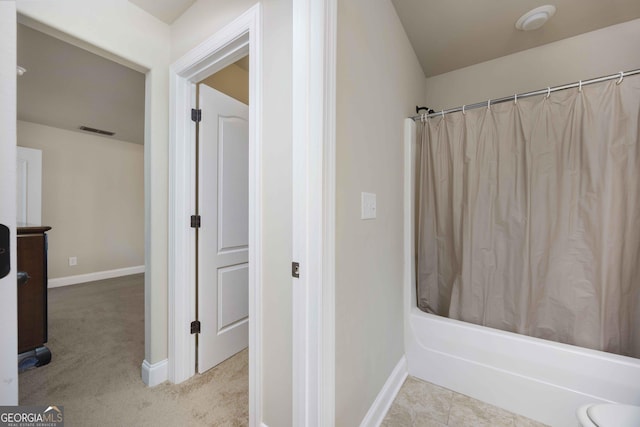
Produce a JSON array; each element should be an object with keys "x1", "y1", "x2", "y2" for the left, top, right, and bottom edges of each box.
[
  {"x1": 579, "y1": 80, "x2": 583, "y2": 92},
  {"x1": 462, "y1": 105, "x2": 466, "y2": 115},
  {"x1": 441, "y1": 110, "x2": 445, "y2": 119},
  {"x1": 421, "y1": 113, "x2": 425, "y2": 123},
  {"x1": 487, "y1": 99, "x2": 491, "y2": 110},
  {"x1": 514, "y1": 93, "x2": 518, "y2": 104},
  {"x1": 546, "y1": 87, "x2": 551, "y2": 99},
  {"x1": 617, "y1": 71, "x2": 624, "y2": 85}
]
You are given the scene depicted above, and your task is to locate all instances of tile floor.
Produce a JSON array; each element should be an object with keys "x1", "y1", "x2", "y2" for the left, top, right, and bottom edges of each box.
[{"x1": 382, "y1": 377, "x2": 549, "y2": 427}]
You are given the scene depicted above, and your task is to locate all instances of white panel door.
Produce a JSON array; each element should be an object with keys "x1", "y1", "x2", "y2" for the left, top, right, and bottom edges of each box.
[
  {"x1": 198, "y1": 84, "x2": 249, "y2": 373},
  {"x1": 16, "y1": 146, "x2": 42, "y2": 225}
]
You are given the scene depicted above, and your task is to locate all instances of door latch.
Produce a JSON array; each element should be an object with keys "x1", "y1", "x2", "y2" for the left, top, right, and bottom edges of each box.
[
  {"x1": 0, "y1": 224, "x2": 9, "y2": 280},
  {"x1": 292, "y1": 262, "x2": 300, "y2": 278},
  {"x1": 190, "y1": 320, "x2": 201, "y2": 334}
]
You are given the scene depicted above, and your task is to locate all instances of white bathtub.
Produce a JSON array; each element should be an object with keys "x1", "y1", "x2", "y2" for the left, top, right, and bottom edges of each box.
[{"x1": 403, "y1": 119, "x2": 640, "y2": 427}]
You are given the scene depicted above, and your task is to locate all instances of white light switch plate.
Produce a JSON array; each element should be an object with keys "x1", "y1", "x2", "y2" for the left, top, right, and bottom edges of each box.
[{"x1": 361, "y1": 192, "x2": 376, "y2": 219}]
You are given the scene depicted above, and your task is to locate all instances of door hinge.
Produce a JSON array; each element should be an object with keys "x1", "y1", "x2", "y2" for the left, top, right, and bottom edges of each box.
[
  {"x1": 191, "y1": 108, "x2": 202, "y2": 123},
  {"x1": 190, "y1": 320, "x2": 201, "y2": 334},
  {"x1": 190, "y1": 215, "x2": 201, "y2": 228},
  {"x1": 292, "y1": 261, "x2": 300, "y2": 278}
]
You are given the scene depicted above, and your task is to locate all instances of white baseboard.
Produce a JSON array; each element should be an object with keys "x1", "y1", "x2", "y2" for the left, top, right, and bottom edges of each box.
[
  {"x1": 360, "y1": 356, "x2": 408, "y2": 427},
  {"x1": 141, "y1": 359, "x2": 168, "y2": 387},
  {"x1": 48, "y1": 265, "x2": 145, "y2": 288}
]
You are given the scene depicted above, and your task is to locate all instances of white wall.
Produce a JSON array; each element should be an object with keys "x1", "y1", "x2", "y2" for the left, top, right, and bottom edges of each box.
[
  {"x1": 171, "y1": 1, "x2": 293, "y2": 425},
  {"x1": 0, "y1": 0, "x2": 18, "y2": 405},
  {"x1": 425, "y1": 18, "x2": 640, "y2": 110},
  {"x1": 17, "y1": 121, "x2": 144, "y2": 280},
  {"x1": 170, "y1": 0, "x2": 257, "y2": 61},
  {"x1": 17, "y1": 0, "x2": 170, "y2": 365},
  {"x1": 335, "y1": 0, "x2": 425, "y2": 425}
]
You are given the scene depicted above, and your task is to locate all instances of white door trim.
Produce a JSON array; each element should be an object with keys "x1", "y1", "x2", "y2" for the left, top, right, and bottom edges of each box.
[
  {"x1": 292, "y1": 0, "x2": 337, "y2": 424},
  {"x1": 0, "y1": 0, "x2": 18, "y2": 405},
  {"x1": 168, "y1": 4, "x2": 262, "y2": 426}
]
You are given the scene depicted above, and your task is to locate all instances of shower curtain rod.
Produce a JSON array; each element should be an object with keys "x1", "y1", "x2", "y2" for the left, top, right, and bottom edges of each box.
[{"x1": 411, "y1": 68, "x2": 640, "y2": 121}]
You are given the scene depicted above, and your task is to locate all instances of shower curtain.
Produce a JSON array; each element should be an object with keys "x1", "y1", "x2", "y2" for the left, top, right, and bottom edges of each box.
[{"x1": 416, "y1": 75, "x2": 640, "y2": 358}]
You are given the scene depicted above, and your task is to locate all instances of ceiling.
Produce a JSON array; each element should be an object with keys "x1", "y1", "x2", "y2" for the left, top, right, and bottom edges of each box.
[
  {"x1": 17, "y1": 24, "x2": 145, "y2": 145},
  {"x1": 129, "y1": 0, "x2": 195, "y2": 24},
  {"x1": 126, "y1": 0, "x2": 640, "y2": 78},
  {"x1": 391, "y1": 0, "x2": 640, "y2": 77},
  {"x1": 16, "y1": 1, "x2": 640, "y2": 142}
]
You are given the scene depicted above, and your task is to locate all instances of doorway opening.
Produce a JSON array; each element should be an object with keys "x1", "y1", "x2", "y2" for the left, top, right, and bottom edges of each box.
[
  {"x1": 15, "y1": 18, "x2": 147, "y2": 408},
  {"x1": 168, "y1": 5, "x2": 262, "y2": 426}
]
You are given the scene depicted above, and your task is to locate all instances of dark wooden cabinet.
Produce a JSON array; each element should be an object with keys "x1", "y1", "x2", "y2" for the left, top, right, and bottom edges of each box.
[{"x1": 17, "y1": 225, "x2": 52, "y2": 366}]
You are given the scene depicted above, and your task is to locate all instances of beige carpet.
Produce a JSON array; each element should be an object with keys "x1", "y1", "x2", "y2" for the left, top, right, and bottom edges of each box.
[{"x1": 19, "y1": 274, "x2": 248, "y2": 426}]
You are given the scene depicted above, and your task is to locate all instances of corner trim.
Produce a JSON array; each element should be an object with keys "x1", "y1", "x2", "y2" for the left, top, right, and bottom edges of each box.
[
  {"x1": 141, "y1": 358, "x2": 168, "y2": 387},
  {"x1": 359, "y1": 356, "x2": 408, "y2": 427},
  {"x1": 48, "y1": 265, "x2": 145, "y2": 288}
]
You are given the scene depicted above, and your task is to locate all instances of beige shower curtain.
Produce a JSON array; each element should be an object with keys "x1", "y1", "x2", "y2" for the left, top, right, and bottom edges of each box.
[{"x1": 417, "y1": 75, "x2": 640, "y2": 358}]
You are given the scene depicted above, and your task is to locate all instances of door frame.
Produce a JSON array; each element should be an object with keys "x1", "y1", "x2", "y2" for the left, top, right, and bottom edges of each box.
[
  {"x1": 168, "y1": 3, "x2": 262, "y2": 426},
  {"x1": 292, "y1": 0, "x2": 337, "y2": 424},
  {"x1": 0, "y1": 0, "x2": 18, "y2": 405}
]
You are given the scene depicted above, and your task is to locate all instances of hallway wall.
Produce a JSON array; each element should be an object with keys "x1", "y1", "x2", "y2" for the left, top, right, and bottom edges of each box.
[{"x1": 336, "y1": 0, "x2": 425, "y2": 424}]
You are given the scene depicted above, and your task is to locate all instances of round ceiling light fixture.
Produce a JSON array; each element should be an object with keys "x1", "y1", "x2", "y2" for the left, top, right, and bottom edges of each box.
[{"x1": 515, "y1": 5, "x2": 556, "y2": 31}]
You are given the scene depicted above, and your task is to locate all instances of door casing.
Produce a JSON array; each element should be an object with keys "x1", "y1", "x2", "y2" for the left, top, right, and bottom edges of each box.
[
  {"x1": 291, "y1": 0, "x2": 337, "y2": 425},
  {"x1": 0, "y1": 0, "x2": 18, "y2": 405},
  {"x1": 170, "y1": 1, "x2": 339, "y2": 425},
  {"x1": 168, "y1": 4, "x2": 262, "y2": 426}
]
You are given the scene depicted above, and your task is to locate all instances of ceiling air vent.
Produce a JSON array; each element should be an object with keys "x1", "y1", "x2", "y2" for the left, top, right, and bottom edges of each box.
[{"x1": 79, "y1": 126, "x2": 115, "y2": 136}]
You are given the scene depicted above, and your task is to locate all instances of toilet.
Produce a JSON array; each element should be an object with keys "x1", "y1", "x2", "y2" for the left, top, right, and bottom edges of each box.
[{"x1": 577, "y1": 404, "x2": 640, "y2": 427}]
